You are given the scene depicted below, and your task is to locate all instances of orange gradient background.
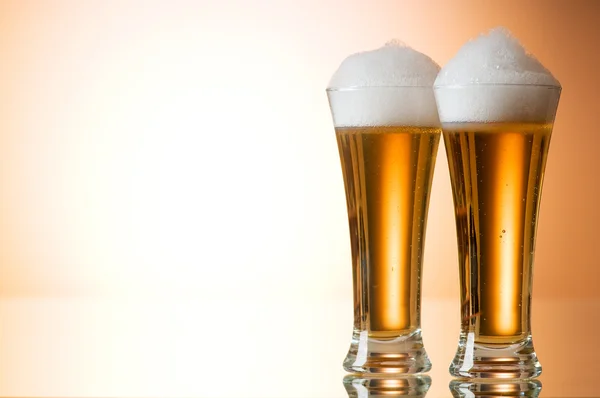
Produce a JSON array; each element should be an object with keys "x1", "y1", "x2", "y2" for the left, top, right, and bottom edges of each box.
[{"x1": 0, "y1": 0, "x2": 599, "y2": 396}]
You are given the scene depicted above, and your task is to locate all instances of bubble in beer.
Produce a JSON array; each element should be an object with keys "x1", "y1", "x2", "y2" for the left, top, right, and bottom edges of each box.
[
  {"x1": 434, "y1": 28, "x2": 561, "y2": 123},
  {"x1": 327, "y1": 42, "x2": 440, "y2": 127}
]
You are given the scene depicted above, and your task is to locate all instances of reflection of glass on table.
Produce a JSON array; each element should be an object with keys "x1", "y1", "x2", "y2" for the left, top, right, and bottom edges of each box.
[
  {"x1": 450, "y1": 379, "x2": 542, "y2": 397},
  {"x1": 344, "y1": 374, "x2": 432, "y2": 397}
]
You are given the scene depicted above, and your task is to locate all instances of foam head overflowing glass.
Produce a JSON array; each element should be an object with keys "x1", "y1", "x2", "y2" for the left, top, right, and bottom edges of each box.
[
  {"x1": 434, "y1": 28, "x2": 561, "y2": 379},
  {"x1": 327, "y1": 43, "x2": 441, "y2": 374}
]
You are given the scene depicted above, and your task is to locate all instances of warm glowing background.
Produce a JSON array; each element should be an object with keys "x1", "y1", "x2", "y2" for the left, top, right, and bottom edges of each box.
[{"x1": 0, "y1": 0, "x2": 598, "y2": 396}]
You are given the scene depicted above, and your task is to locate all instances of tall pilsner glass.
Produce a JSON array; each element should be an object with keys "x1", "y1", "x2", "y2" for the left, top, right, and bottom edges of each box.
[
  {"x1": 327, "y1": 87, "x2": 440, "y2": 373},
  {"x1": 434, "y1": 84, "x2": 561, "y2": 378}
]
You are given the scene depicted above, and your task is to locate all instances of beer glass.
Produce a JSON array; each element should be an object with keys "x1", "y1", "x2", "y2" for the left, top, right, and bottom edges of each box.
[
  {"x1": 327, "y1": 86, "x2": 440, "y2": 374},
  {"x1": 434, "y1": 84, "x2": 561, "y2": 378},
  {"x1": 344, "y1": 375, "x2": 432, "y2": 397}
]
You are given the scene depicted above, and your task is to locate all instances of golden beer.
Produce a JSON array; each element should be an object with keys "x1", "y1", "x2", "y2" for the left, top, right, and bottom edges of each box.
[
  {"x1": 336, "y1": 126, "x2": 440, "y2": 338},
  {"x1": 329, "y1": 85, "x2": 440, "y2": 374},
  {"x1": 444, "y1": 122, "x2": 551, "y2": 344},
  {"x1": 326, "y1": 40, "x2": 441, "y2": 372},
  {"x1": 433, "y1": 28, "x2": 561, "y2": 379}
]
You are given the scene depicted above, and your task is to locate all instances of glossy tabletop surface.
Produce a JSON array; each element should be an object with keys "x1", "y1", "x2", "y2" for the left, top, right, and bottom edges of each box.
[{"x1": 1, "y1": 296, "x2": 598, "y2": 397}]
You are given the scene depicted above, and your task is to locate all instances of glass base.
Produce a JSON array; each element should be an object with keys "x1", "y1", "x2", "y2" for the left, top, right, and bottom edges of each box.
[
  {"x1": 449, "y1": 332, "x2": 541, "y2": 379},
  {"x1": 343, "y1": 374, "x2": 431, "y2": 397},
  {"x1": 343, "y1": 329, "x2": 431, "y2": 374},
  {"x1": 449, "y1": 379, "x2": 542, "y2": 397}
]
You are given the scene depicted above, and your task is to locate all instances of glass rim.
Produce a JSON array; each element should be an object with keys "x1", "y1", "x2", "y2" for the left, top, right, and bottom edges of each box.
[
  {"x1": 327, "y1": 83, "x2": 562, "y2": 92},
  {"x1": 326, "y1": 85, "x2": 436, "y2": 92},
  {"x1": 433, "y1": 83, "x2": 562, "y2": 89}
]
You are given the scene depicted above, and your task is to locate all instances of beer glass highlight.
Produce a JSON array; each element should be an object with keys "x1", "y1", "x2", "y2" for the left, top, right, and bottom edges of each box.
[
  {"x1": 327, "y1": 43, "x2": 440, "y2": 374},
  {"x1": 434, "y1": 29, "x2": 561, "y2": 378}
]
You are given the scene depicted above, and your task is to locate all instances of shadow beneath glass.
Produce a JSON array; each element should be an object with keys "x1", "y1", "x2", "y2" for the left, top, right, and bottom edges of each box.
[
  {"x1": 343, "y1": 374, "x2": 432, "y2": 397},
  {"x1": 449, "y1": 379, "x2": 542, "y2": 397}
]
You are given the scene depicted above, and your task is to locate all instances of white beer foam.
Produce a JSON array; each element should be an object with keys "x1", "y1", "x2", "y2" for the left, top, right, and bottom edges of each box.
[
  {"x1": 434, "y1": 28, "x2": 561, "y2": 123},
  {"x1": 328, "y1": 41, "x2": 440, "y2": 127}
]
